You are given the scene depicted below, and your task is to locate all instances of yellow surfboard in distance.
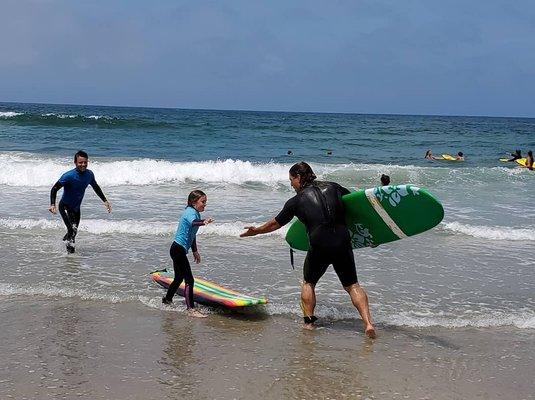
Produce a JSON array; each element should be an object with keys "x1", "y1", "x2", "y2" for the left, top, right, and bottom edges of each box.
[
  {"x1": 516, "y1": 158, "x2": 533, "y2": 169},
  {"x1": 441, "y1": 154, "x2": 457, "y2": 161}
]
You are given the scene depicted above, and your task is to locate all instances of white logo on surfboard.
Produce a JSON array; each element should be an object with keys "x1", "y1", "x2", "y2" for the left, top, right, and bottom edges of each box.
[
  {"x1": 373, "y1": 185, "x2": 420, "y2": 207},
  {"x1": 350, "y1": 223, "x2": 374, "y2": 248}
]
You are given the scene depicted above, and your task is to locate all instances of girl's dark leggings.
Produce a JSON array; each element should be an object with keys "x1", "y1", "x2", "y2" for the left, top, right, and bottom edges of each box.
[{"x1": 165, "y1": 242, "x2": 195, "y2": 308}]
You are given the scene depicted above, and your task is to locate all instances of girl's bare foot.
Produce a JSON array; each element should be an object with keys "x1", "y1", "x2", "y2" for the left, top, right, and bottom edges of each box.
[{"x1": 187, "y1": 309, "x2": 207, "y2": 318}]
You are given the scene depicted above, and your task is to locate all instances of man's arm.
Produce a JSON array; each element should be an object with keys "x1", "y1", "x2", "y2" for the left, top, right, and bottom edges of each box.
[
  {"x1": 240, "y1": 219, "x2": 281, "y2": 237},
  {"x1": 49, "y1": 181, "x2": 63, "y2": 214},
  {"x1": 241, "y1": 196, "x2": 295, "y2": 237},
  {"x1": 90, "y1": 180, "x2": 112, "y2": 213}
]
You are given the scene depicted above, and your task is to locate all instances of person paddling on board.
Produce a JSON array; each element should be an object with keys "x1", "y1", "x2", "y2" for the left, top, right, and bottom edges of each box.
[
  {"x1": 240, "y1": 162, "x2": 376, "y2": 338},
  {"x1": 162, "y1": 190, "x2": 214, "y2": 318},
  {"x1": 424, "y1": 150, "x2": 437, "y2": 160},
  {"x1": 456, "y1": 152, "x2": 465, "y2": 161},
  {"x1": 49, "y1": 150, "x2": 111, "y2": 253},
  {"x1": 525, "y1": 150, "x2": 534, "y2": 170},
  {"x1": 507, "y1": 150, "x2": 522, "y2": 162}
]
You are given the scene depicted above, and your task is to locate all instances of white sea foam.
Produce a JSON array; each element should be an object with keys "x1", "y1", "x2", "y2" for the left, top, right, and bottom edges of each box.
[
  {"x1": 0, "y1": 111, "x2": 23, "y2": 118},
  {"x1": 40, "y1": 113, "x2": 111, "y2": 120},
  {"x1": 443, "y1": 221, "x2": 535, "y2": 241},
  {"x1": 87, "y1": 115, "x2": 111, "y2": 120},
  {"x1": 0, "y1": 218, "x2": 288, "y2": 237},
  {"x1": 0, "y1": 283, "x2": 215, "y2": 314},
  {"x1": 42, "y1": 113, "x2": 80, "y2": 119},
  {"x1": 0, "y1": 153, "x2": 291, "y2": 186},
  {"x1": 267, "y1": 305, "x2": 535, "y2": 329},
  {"x1": 0, "y1": 151, "x2": 529, "y2": 188},
  {"x1": 2, "y1": 281, "x2": 533, "y2": 328},
  {"x1": 0, "y1": 282, "x2": 125, "y2": 303},
  {"x1": 386, "y1": 310, "x2": 535, "y2": 329}
]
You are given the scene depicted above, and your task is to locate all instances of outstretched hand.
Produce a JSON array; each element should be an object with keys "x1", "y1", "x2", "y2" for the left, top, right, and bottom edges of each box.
[
  {"x1": 48, "y1": 205, "x2": 57, "y2": 214},
  {"x1": 240, "y1": 226, "x2": 258, "y2": 237},
  {"x1": 204, "y1": 217, "x2": 214, "y2": 225}
]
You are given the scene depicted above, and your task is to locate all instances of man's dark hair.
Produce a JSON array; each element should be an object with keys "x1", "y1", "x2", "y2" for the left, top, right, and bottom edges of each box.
[
  {"x1": 289, "y1": 162, "x2": 317, "y2": 186},
  {"x1": 74, "y1": 150, "x2": 89, "y2": 162},
  {"x1": 380, "y1": 174, "x2": 390, "y2": 186}
]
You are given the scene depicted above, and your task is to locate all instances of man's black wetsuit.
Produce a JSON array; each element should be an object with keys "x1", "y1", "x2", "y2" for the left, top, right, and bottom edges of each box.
[{"x1": 275, "y1": 181, "x2": 358, "y2": 287}]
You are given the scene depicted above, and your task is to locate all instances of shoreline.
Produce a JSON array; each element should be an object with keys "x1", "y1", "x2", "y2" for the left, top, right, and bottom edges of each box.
[{"x1": 1, "y1": 297, "x2": 533, "y2": 399}]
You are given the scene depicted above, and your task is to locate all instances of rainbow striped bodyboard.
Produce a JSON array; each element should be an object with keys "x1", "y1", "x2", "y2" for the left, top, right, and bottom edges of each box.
[{"x1": 151, "y1": 270, "x2": 268, "y2": 308}]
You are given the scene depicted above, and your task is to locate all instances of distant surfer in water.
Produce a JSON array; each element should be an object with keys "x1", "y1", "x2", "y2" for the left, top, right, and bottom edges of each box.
[
  {"x1": 380, "y1": 174, "x2": 390, "y2": 186},
  {"x1": 162, "y1": 190, "x2": 214, "y2": 318},
  {"x1": 240, "y1": 162, "x2": 376, "y2": 338},
  {"x1": 424, "y1": 150, "x2": 436, "y2": 160},
  {"x1": 525, "y1": 150, "x2": 534, "y2": 170},
  {"x1": 507, "y1": 150, "x2": 522, "y2": 162},
  {"x1": 49, "y1": 150, "x2": 111, "y2": 253},
  {"x1": 456, "y1": 152, "x2": 465, "y2": 161}
]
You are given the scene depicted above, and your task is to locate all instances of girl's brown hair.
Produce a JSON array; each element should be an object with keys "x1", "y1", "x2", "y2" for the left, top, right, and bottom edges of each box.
[{"x1": 187, "y1": 190, "x2": 206, "y2": 207}]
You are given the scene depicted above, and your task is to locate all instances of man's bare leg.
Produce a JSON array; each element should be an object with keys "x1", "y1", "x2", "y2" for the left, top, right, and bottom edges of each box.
[
  {"x1": 344, "y1": 283, "x2": 376, "y2": 338},
  {"x1": 300, "y1": 282, "x2": 317, "y2": 330}
]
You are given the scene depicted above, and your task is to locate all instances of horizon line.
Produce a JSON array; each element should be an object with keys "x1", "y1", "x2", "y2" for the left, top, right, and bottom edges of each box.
[{"x1": 1, "y1": 100, "x2": 534, "y2": 120}]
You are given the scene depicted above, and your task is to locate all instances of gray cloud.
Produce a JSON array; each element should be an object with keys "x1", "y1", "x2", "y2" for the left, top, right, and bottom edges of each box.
[{"x1": 1, "y1": 0, "x2": 534, "y2": 116}]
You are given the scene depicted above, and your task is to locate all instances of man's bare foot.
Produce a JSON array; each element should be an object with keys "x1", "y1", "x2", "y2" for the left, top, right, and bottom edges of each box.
[
  {"x1": 303, "y1": 323, "x2": 316, "y2": 330},
  {"x1": 365, "y1": 325, "x2": 377, "y2": 339},
  {"x1": 187, "y1": 309, "x2": 207, "y2": 318}
]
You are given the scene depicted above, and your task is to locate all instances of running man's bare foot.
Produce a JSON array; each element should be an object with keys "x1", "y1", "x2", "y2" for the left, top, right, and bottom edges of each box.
[
  {"x1": 187, "y1": 309, "x2": 207, "y2": 318},
  {"x1": 365, "y1": 325, "x2": 377, "y2": 339}
]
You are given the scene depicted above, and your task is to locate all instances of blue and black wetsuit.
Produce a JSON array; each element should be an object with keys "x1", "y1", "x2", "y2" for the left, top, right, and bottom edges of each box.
[
  {"x1": 50, "y1": 168, "x2": 107, "y2": 245},
  {"x1": 275, "y1": 181, "x2": 358, "y2": 287},
  {"x1": 164, "y1": 206, "x2": 206, "y2": 308}
]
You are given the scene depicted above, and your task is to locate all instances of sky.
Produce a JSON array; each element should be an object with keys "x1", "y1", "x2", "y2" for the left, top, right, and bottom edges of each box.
[{"x1": 1, "y1": 0, "x2": 535, "y2": 117}]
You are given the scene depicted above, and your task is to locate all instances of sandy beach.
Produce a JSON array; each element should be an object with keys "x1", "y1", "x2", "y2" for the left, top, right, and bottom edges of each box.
[{"x1": 1, "y1": 297, "x2": 533, "y2": 400}]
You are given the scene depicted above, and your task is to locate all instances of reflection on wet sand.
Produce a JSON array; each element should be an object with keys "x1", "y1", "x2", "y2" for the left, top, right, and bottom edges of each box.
[
  {"x1": 158, "y1": 312, "x2": 197, "y2": 396},
  {"x1": 271, "y1": 319, "x2": 375, "y2": 398}
]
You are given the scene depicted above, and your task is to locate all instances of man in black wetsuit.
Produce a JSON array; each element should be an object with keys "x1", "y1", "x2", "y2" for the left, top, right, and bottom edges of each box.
[{"x1": 241, "y1": 162, "x2": 376, "y2": 338}]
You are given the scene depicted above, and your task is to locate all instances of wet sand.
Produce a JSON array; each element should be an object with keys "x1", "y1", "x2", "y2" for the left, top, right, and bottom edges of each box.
[{"x1": 1, "y1": 297, "x2": 534, "y2": 400}]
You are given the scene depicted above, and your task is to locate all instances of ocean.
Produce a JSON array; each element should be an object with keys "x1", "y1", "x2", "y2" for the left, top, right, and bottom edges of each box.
[{"x1": 1, "y1": 102, "x2": 534, "y2": 399}]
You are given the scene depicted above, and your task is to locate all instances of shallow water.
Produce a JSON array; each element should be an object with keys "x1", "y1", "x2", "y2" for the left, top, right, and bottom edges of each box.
[{"x1": 0, "y1": 103, "x2": 534, "y2": 398}]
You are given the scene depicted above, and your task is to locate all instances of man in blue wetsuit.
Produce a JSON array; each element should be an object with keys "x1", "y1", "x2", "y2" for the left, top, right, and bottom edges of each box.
[
  {"x1": 49, "y1": 150, "x2": 111, "y2": 253},
  {"x1": 241, "y1": 162, "x2": 376, "y2": 338}
]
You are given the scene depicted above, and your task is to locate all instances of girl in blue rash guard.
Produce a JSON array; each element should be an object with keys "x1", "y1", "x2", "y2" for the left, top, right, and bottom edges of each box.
[{"x1": 163, "y1": 190, "x2": 214, "y2": 318}]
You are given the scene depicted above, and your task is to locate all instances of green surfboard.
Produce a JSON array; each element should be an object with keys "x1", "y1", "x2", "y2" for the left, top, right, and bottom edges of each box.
[{"x1": 285, "y1": 184, "x2": 444, "y2": 251}]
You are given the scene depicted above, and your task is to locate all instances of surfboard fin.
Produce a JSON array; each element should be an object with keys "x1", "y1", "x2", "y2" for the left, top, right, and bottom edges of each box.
[{"x1": 149, "y1": 268, "x2": 168, "y2": 274}]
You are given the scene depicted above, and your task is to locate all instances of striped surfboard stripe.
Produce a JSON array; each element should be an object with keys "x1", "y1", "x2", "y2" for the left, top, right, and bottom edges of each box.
[
  {"x1": 364, "y1": 188, "x2": 408, "y2": 239},
  {"x1": 151, "y1": 272, "x2": 268, "y2": 308}
]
